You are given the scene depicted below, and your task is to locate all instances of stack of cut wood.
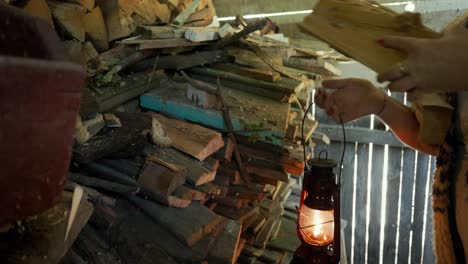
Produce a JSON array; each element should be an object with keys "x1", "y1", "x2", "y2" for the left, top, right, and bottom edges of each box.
[{"x1": 6, "y1": 1, "x2": 346, "y2": 263}]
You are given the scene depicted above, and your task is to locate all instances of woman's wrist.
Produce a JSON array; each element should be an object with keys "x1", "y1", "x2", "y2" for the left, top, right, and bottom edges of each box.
[{"x1": 373, "y1": 89, "x2": 388, "y2": 116}]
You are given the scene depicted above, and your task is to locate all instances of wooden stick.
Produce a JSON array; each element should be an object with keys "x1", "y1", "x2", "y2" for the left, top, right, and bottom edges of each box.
[
  {"x1": 216, "y1": 78, "x2": 251, "y2": 185},
  {"x1": 212, "y1": 19, "x2": 269, "y2": 49}
]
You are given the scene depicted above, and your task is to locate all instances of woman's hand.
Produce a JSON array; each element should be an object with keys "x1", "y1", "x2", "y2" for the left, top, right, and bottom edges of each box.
[
  {"x1": 377, "y1": 13, "x2": 468, "y2": 93},
  {"x1": 315, "y1": 78, "x2": 385, "y2": 123}
]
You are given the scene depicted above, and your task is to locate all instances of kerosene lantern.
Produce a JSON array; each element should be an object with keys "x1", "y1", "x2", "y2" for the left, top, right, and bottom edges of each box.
[{"x1": 292, "y1": 155, "x2": 340, "y2": 264}]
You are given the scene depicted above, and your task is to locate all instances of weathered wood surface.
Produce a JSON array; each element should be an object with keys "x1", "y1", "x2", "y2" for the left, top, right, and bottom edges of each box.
[
  {"x1": 132, "y1": 50, "x2": 228, "y2": 71},
  {"x1": 283, "y1": 57, "x2": 341, "y2": 76},
  {"x1": 119, "y1": 38, "x2": 208, "y2": 50},
  {"x1": 138, "y1": 160, "x2": 186, "y2": 196},
  {"x1": 153, "y1": 113, "x2": 224, "y2": 161},
  {"x1": 128, "y1": 196, "x2": 223, "y2": 247},
  {"x1": 146, "y1": 147, "x2": 218, "y2": 186},
  {"x1": 140, "y1": 77, "x2": 288, "y2": 146},
  {"x1": 213, "y1": 63, "x2": 281, "y2": 82}
]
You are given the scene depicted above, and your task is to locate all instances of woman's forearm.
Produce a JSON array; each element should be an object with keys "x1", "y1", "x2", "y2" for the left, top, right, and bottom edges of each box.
[{"x1": 376, "y1": 92, "x2": 438, "y2": 156}]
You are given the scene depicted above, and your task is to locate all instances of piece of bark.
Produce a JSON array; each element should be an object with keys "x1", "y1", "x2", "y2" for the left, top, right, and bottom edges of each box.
[
  {"x1": 138, "y1": 160, "x2": 186, "y2": 196},
  {"x1": 49, "y1": 1, "x2": 86, "y2": 42},
  {"x1": 172, "y1": 0, "x2": 201, "y2": 25},
  {"x1": 83, "y1": 6, "x2": 109, "y2": 51},
  {"x1": 153, "y1": 113, "x2": 224, "y2": 161},
  {"x1": 206, "y1": 219, "x2": 242, "y2": 264},
  {"x1": 128, "y1": 196, "x2": 223, "y2": 247},
  {"x1": 213, "y1": 63, "x2": 281, "y2": 82},
  {"x1": 283, "y1": 57, "x2": 341, "y2": 76},
  {"x1": 75, "y1": 114, "x2": 105, "y2": 145}
]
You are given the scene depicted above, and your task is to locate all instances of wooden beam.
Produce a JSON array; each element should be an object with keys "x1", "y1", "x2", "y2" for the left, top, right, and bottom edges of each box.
[
  {"x1": 135, "y1": 26, "x2": 186, "y2": 39},
  {"x1": 118, "y1": 38, "x2": 208, "y2": 50},
  {"x1": 153, "y1": 113, "x2": 224, "y2": 161}
]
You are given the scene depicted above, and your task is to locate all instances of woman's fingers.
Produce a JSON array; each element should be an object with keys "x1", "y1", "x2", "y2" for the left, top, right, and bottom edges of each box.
[
  {"x1": 379, "y1": 36, "x2": 418, "y2": 53},
  {"x1": 388, "y1": 76, "x2": 417, "y2": 92},
  {"x1": 377, "y1": 63, "x2": 408, "y2": 83},
  {"x1": 314, "y1": 89, "x2": 327, "y2": 108}
]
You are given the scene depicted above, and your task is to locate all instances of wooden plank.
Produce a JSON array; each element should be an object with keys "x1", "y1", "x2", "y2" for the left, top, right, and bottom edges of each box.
[
  {"x1": 147, "y1": 147, "x2": 218, "y2": 186},
  {"x1": 153, "y1": 113, "x2": 224, "y2": 161},
  {"x1": 128, "y1": 196, "x2": 223, "y2": 247},
  {"x1": 397, "y1": 149, "x2": 416, "y2": 263},
  {"x1": 245, "y1": 164, "x2": 289, "y2": 183},
  {"x1": 368, "y1": 144, "x2": 385, "y2": 263},
  {"x1": 353, "y1": 143, "x2": 370, "y2": 264},
  {"x1": 213, "y1": 63, "x2": 281, "y2": 82},
  {"x1": 382, "y1": 145, "x2": 403, "y2": 264},
  {"x1": 207, "y1": 219, "x2": 242, "y2": 264},
  {"x1": 411, "y1": 153, "x2": 430, "y2": 263},
  {"x1": 96, "y1": 0, "x2": 135, "y2": 41},
  {"x1": 138, "y1": 160, "x2": 186, "y2": 196}
]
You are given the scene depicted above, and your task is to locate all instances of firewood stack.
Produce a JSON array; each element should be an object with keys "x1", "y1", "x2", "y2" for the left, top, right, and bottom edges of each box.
[{"x1": 5, "y1": 0, "x2": 346, "y2": 263}]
